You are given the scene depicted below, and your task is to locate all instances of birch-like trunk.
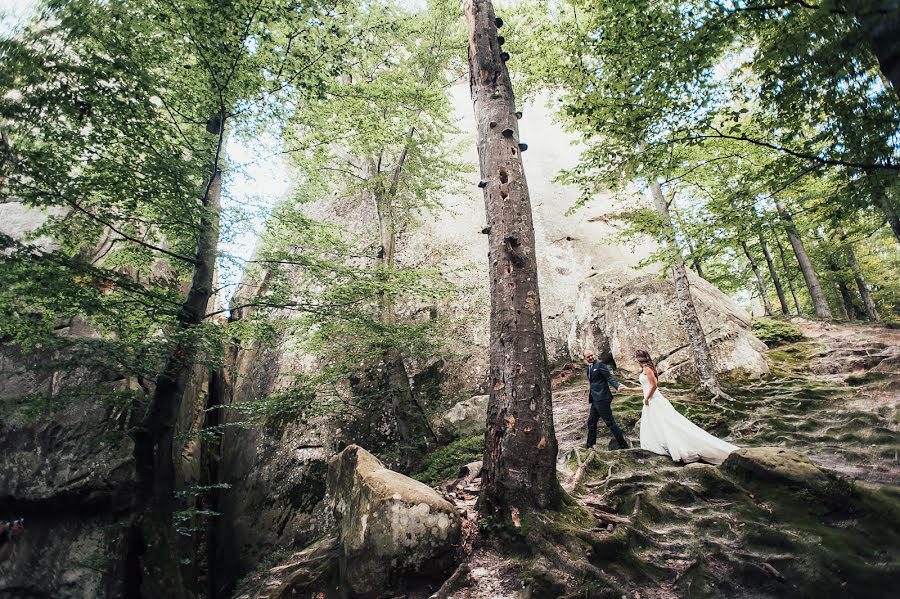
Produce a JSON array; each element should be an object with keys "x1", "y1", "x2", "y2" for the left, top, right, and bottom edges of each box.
[
  {"x1": 649, "y1": 179, "x2": 723, "y2": 395},
  {"x1": 775, "y1": 200, "x2": 832, "y2": 319},
  {"x1": 465, "y1": 0, "x2": 559, "y2": 515}
]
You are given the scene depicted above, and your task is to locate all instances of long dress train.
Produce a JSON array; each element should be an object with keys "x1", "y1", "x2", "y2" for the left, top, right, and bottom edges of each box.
[{"x1": 638, "y1": 372, "x2": 738, "y2": 465}]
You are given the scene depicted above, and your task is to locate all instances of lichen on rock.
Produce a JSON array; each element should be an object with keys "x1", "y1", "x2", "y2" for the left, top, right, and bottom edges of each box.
[{"x1": 326, "y1": 445, "x2": 462, "y2": 596}]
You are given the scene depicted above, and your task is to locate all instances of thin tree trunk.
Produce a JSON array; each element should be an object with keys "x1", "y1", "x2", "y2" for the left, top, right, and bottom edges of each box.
[
  {"x1": 828, "y1": 260, "x2": 858, "y2": 321},
  {"x1": 371, "y1": 154, "x2": 437, "y2": 455},
  {"x1": 831, "y1": 281, "x2": 851, "y2": 320},
  {"x1": 740, "y1": 240, "x2": 772, "y2": 315},
  {"x1": 686, "y1": 237, "x2": 705, "y2": 279},
  {"x1": 838, "y1": 229, "x2": 880, "y2": 320},
  {"x1": 649, "y1": 179, "x2": 724, "y2": 395},
  {"x1": 131, "y1": 115, "x2": 225, "y2": 598},
  {"x1": 775, "y1": 200, "x2": 833, "y2": 319},
  {"x1": 819, "y1": 228, "x2": 860, "y2": 321},
  {"x1": 775, "y1": 235, "x2": 802, "y2": 315},
  {"x1": 465, "y1": 0, "x2": 559, "y2": 516},
  {"x1": 878, "y1": 194, "x2": 900, "y2": 243},
  {"x1": 759, "y1": 231, "x2": 790, "y2": 315}
]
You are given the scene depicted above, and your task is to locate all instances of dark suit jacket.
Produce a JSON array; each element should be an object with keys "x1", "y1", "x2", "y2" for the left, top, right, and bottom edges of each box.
[{"x1": 586, "y1": 360, "x2": 621, "y2": 404}]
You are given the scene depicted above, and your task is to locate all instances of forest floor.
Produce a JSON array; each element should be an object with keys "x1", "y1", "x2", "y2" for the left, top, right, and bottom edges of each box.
[
  {"x1": 237, "y1": 319, "x2": 900, "y2": 598},
  {"x1": 437, "y1": 319, "x2": 900, "y2": 599}
]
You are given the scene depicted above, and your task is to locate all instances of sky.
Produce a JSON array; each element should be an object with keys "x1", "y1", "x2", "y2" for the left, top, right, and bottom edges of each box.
[{"x1": 1, "y1": 0, "x2": 290, "y2": 303}]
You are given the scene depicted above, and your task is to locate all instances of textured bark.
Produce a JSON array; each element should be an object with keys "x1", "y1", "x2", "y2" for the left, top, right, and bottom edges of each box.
[
  {"x1": 129, "y1": 115, "x2": 225, "y2": 599},
  {"x1": 775, "y1": 200, "x2": 833, "y2": 319},
  {"x1": 741, "y1": 240, "x2": 772, "y2": 315},
  {"x1": 649, "y1": 179, "x2": 722, "y2": 394},
  {"x1": 775, "y1": 235, "x2": 802, "y2": 315},
  {"x1": 465, "y1": 0, "x2": 559, "y2": 515},
  {"x1": 838, "y1": 229, "x2": 880, "y2": 321},
  {"x1": 878, "y1": 194, "x2": 900, "y2": 243},
  {"x1": 844, "y1": 0, "x2": 900, "y2": 92},
  {"x1": 759, "y1": 232, "x2": 790, "y2": 315}
]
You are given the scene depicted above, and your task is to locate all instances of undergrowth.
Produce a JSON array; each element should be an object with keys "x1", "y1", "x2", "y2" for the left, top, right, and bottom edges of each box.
[{"x1": 411, "y1": 434, "x2": 484, "y2": 487}]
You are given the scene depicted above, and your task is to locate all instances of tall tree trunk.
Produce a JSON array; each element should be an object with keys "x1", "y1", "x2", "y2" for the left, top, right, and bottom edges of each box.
[
  {"x1": 878, "y1": 194, "x2": 900, "y2": 243},
  {"x1": 740, "y1": 240, "x2": 772, "y2": 315},
  {"x1": 838, "y1": 229, "x2": 880, "y2": 320},
  {"x1": 775, "y1": 235, "x2": 802, "y2": 315},
  {"x1": 130, "y1": 114, "x2": 225, "y2": 598},
  {"x1": 759, "y1": 231, "x2": 790, "y2": 315},
  {"x1": 371, "y1": 155, "x2": 437, "y2": 456},
  {"x1": 843, "y1": 0, "x2": 900, "y2": 92},
  {"x1": 649, "y1": 179, "x2": 724, "y2": 396},
  {"x1": 465, "y1": 0, "x2": 559, "y2": 516},
  {"x1": 775, "y1": 200, "x2": 833, "y2": 319}
]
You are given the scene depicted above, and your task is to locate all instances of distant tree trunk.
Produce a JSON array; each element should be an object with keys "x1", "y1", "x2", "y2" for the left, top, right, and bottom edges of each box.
[
  {"x1": 759, "y1": 232, "x2": 790, "y2": 315},
  {"x1": 775, "y1": 200, "x2": 833, "y2": 319},
  {"x1": 878, "y1": 195, "x2": 900, "y2": 243},
  {"x1": 843, "y1": 0, "x2": 900, "y2": 92},
  {"x1": 740, "y1": 240, "x2": 772, "y2": 315},
  {"x1": 838, "y1": 229, "x2": 880, "y2": 321},
  {"x1": 465, "y1": 0, "x2": 559, "y2": 516},
  {"x1": 686, "y1": 237, "x2": 705, "y2": 279},
  {"x1": 820, "y1": 229, "x2": 861, "y2": 321},
  {"x1": 775, "y1": 235, "x2": 802, "y2": 315},
  {"x1": 371, "y1": 153, "x2": 437, "y2": 456},
  {"x1": 649, "y1": 179, "x2": 724, "y2": 396},
  {"x1": 670, "y1": 202, "x2": 705, "y2": 279},
  {"x1": 131, "y1": 113, "x2": 226, "y2": 598},
  {"x1": 831, "y1": 279, "x2": 853, "y2": 320}
]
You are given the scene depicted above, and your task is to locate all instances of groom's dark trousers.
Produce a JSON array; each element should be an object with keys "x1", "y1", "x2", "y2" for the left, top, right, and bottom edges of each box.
[{"x1": 586, "y1": 359, "x2": 628, "y2": 449}]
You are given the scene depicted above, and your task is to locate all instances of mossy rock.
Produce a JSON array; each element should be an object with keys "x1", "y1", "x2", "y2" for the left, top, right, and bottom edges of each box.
[
  {"x1": 722, "y1": 447, "x2": 829, "y2": 488},
  {"x1": 752, "y1": 317, "x2": 805, "y2": 346}
]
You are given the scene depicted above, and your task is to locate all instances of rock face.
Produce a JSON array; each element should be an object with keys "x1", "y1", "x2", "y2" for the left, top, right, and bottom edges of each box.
[
  {"x1": 327, "y1": 445, "x2": 461, "y2": 596},
  {"x1": 0, "y1": 345, "x2": 136, "y2": 599},
  {"x1": 568, "y1": 269, "x2": 770, "y2": 380},
  {"x1": 432, "y1": 394, "x2": 488, "y2": 443}
]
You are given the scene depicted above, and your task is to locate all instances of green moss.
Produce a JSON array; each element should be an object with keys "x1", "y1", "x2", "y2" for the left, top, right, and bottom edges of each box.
[
  {"x1": 752, "y1": 317, "x2": 805, "y2": 346},
  {"x1": 410, "y1": 434, "x2": 484, "y2": 487}
]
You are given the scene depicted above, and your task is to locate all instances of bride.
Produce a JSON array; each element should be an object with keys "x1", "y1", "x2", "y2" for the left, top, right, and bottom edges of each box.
[{"x1": 619, "y1": 350, "x2": 738, "y2": 465}]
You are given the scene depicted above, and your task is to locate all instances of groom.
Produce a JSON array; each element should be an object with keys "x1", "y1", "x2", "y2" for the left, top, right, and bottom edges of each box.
[{"x1": 582, "y1": 349, "x2": 628, "y2": 450}]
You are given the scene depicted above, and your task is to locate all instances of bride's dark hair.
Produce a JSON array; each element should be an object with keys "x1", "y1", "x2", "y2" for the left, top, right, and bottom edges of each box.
[{"x1": 634, "y1": 349, "x2": 658, "y2": 376}]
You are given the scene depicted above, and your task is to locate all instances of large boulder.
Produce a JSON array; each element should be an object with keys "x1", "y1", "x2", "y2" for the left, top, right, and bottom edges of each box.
[
  {"x1": 721, "y1": 447, "x2": 829, "y2": 488},
  {"x1": 326, "y1": 445, "x2": 461, "y2": 596},
  {"x1": 568, "y1": 269, "x2": 769, "y2": 381},
  {"x1": 432, "y1": 394, "x2": 488, "y2": 442}
]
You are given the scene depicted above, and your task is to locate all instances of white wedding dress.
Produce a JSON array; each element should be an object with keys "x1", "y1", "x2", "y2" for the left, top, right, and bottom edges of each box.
[{"x1": 638, "y1": 372, "x2": 738, "y2": 465}]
